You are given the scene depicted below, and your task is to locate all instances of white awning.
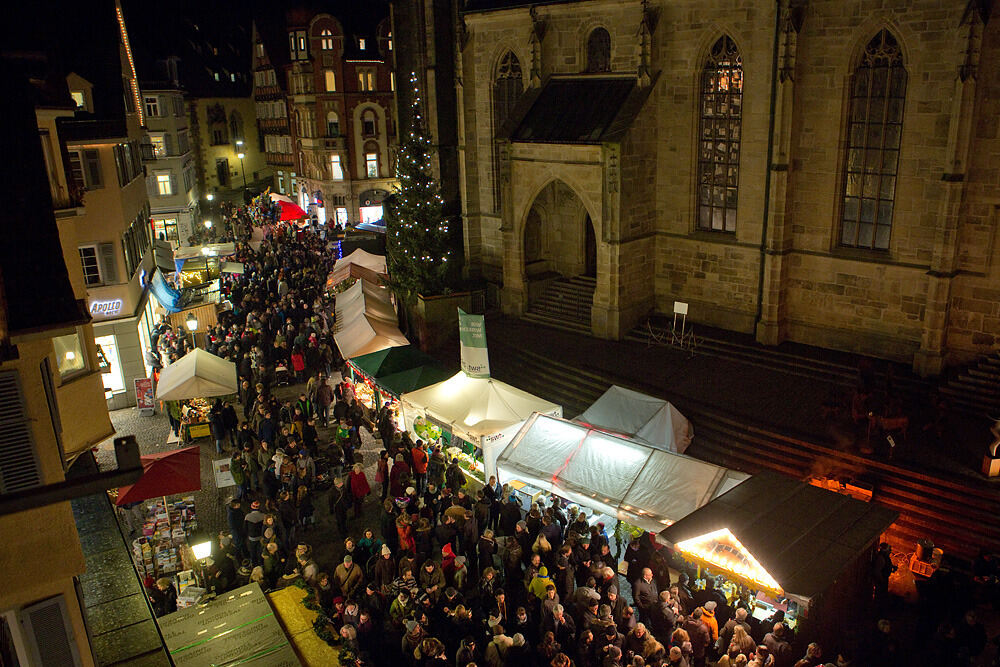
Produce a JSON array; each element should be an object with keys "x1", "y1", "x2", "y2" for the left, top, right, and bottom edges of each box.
[
  {"x1": 333, "y1": 280, "x2": 406, "y2": 359},
  {"x1": 156, "y1": 348, "x2": 238, "y2": 401},
  {"x1": 497, "y1": 413, "x2": 747, "y2": 532},
  {"x1": 327, "y1": 248, "x2": 387, "y2": 287}
]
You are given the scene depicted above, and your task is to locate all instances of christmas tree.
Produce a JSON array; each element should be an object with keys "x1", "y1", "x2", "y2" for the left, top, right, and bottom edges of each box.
[{"x1": 385, "y1": 72, "x2": 452, "y2": 302}]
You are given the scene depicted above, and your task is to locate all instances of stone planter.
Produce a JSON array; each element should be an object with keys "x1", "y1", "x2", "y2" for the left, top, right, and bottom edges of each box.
[{"x1": 412, "y1": 291, "x2": 483, "y2": 354}]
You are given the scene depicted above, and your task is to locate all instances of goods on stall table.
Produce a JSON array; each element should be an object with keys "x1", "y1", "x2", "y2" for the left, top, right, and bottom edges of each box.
[
  {"x1": 131, "y1": 496, "x2": 198, "y2": 579},
  {"x1": 413, "y1": 416, "x2": 442, "y2": 443}
]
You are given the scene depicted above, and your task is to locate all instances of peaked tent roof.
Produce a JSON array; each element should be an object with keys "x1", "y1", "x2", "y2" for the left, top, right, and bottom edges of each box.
[
  {"x1": 334, "y1": 280, "x2": 406, "y2": 358},
  {"x1": 378, "y1": 364, "x2": 454, "y2": 397},
  {"x1": 156, "y1": 348, "x2": 238, "y2": 400},
  {"x1": 328, "y1": 248, "x2": 387, "y2": 287},
  {"x1": 497, "y1": 413, "x2": 747, "y2": 533},
  {"x1": 349, "y1": 345, "x2": 437, "y2": 379},
  {"x1": 400, "y1": 372, "x2": 561, "y2": 442},
  {"x1": 657, "y1": 471, "x2": 898, "y2": 602},
  {"x1": 576, "y1": 385, "x2": 693, "y2": 453}
]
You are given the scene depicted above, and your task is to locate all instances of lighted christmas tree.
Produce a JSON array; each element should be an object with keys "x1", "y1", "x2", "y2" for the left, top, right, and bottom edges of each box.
[{"x1": 385, "y1": 72, "x2": 452, "y2": 301}]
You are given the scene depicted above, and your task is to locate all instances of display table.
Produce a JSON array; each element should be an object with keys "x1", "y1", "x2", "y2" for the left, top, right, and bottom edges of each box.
[
  {"x1": 131, "y1": 496, "x2": 198, "y2": 580},
  {"x1": 268, "y1": 586, "x2": 341, "y2": 666}
]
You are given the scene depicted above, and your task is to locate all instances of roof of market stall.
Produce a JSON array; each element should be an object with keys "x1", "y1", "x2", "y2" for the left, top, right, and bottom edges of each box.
[
  {"x1": 657, "y1": 471, "x2": 898, "y2": 601},
  {"x1": 496, "y1": 413, "x2": 747, "y2": 533},
  {"x1": 334, "y1": 280, "x2": 407, "y2": 358},
  {"x1": 400, "y1": 371, "x2": 562, "y2": 442},
  {"x1": 156, "y1": 348, "x2": 238, "y2": 400},
  {"x1": 348, "y1": 345, "x2": 451, "y2": 396},
  {"x1": 576, "y1": 385, "x2": 694, "y2": 454},
  {"x1": 327, "y1": 248, "x2": 387, "y2": 287}
]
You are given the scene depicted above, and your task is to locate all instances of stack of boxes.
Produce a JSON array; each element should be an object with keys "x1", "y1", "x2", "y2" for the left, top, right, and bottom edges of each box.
[{"x1": 129, "y1": 496, "x2": 199, "y2": 579}]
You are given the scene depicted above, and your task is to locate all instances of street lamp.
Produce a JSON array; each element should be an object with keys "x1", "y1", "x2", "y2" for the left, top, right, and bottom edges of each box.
[
  {"x1": 203, "y1": 220, "x2": 212, "y2": 229},
  {"x1": 206, "y1": 192, "x2": 214, "y2": 202},
  {"x1": 185, "y1": 312, "x2": 198, "y2": 349},
  {"x1": 236, "y1": 151, "x2": 247, "y2": 199}
]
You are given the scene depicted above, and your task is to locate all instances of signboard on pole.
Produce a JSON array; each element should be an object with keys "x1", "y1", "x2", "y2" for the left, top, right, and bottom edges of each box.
[
  {"x1": 458, "y1": 308, "x2": 490, "y2": 378},
  {"x1": 135, "y1": 377, "x2": 155, "y2": 416}
]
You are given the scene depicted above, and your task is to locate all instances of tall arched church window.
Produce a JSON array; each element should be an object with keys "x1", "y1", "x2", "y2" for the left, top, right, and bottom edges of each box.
[
  {"x1": 840, "y1": 29, "x2": 906, "y2": 250},
  {"x1": 697, "y1": 36, "x2": 742, "y2": 233},
  {"x1": 492, "y1": 52, "x2": 522, "y2": 211},
  {"x1": 586, "y1": 28, "x2": 611, "y2": 73}
]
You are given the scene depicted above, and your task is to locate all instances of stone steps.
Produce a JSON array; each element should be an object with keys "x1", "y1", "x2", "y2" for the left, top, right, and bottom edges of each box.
[
  {"x1": 944, "y1": 352, "x2": 1000, "y2": 416},
  {"x1": 488, "y1": 337, "x2": 1000, "y2": 564}
]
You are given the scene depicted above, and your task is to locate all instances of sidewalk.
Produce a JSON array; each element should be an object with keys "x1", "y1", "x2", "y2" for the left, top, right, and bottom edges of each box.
[{"x1": 484, "y1": 316, "x2": 997, "y2": 487}]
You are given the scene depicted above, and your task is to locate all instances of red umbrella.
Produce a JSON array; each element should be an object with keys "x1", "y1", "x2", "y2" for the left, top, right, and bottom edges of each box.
[
  {"x1": 277, "y1": 200, "x2": 308, "y2": 221},
  {"x1": 115, "y1": 446, "x2": 202, "y2": 506}
]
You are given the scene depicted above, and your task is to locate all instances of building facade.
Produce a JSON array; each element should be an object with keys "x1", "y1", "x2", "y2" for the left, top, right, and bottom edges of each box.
[
  {"x1": 54, "y1": 6, "x2": 160, "y2": 410},
  {"x1": 191, "y1": 95, "x2": 269, "y2": 204},
  {"x1": 252, "y1": 3, "x2": 399, "y2": 227},
  {"x1": 457, "y1": 0, "x2": 999, "y2": 374},
  {"x1": 143, "y1": 87, "x2": 199, "y2": 247}
]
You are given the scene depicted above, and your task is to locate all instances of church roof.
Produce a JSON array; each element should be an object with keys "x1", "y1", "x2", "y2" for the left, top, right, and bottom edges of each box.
[{"x1": 502, "y1": 75, "x2": 653, "y2": 145}]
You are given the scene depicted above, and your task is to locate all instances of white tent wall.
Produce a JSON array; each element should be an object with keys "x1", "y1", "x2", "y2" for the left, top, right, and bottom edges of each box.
[
  {"x1": 576, "y1": 385, "x2": 694, "y2": 454},
  {"x1": 333, "y1": 279, "x2": 406, "y2": 358},
  {"x1": 496, "y1": 414, "x2": 746, "y2": 533}
]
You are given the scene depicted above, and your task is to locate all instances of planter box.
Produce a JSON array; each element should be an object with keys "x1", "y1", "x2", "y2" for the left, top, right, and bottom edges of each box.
[{"x1": 413, "y1": 291, "x2": 483, "y2": 354}]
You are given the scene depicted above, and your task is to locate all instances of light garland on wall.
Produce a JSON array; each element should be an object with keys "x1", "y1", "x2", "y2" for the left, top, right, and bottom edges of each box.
[{"x1": 116, "y1": 2, "x2": 143, "y2": 126}]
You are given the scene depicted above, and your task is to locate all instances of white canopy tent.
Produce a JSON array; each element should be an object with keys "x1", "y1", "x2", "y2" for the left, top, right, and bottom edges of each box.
[
  {"x1": 334, "y1": 280, "x2": 407, "y2": 358},
  {"x1": 329, "y1": 248, "x2": 387, "y2": 286},
  {"x1": 496, "y1": 413, "x2": 748, "y2": 533},
  {"x1": 400, "y1": 372, "x2": 562, "y2": 478},
  {"x1": 576, "y1": 385, "x2": 694, "y2": 453},
  {"x1": 156, "y1": 348, "x2": 238, "y2": 401}
]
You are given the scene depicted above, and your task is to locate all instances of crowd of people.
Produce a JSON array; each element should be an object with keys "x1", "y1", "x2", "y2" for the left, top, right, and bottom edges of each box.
[{"x1": 138, "y1": 201, "x2": 994, "y2": 667}]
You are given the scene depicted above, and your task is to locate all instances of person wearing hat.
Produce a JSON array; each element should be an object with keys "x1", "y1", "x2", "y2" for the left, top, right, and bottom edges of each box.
[
  {"x1": 374, "y1": 543, "x2": 395, "y2": 595},
  {"x1": 244, "y1": 500, "x2": 267, "y2": 566},
  {"x1": 334, "y1": 554, "x2": 364, "y2": 600}
]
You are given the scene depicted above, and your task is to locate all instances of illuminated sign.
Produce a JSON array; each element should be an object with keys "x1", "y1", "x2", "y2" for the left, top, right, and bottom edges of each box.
[{"x1": 90, "y1": 299, "x2": 124, "y2": 317}]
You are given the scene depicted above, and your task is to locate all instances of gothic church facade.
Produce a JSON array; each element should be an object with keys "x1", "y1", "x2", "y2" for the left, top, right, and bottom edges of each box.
[{"x1": 455, "y1": 0, "x2": 998, "y2": 375}]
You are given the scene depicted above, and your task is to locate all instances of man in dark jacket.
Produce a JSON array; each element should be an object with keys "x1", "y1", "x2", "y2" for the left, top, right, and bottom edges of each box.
[
  {"x1": 632, "y1": 568, "x2": 658, "y2": 622},
  {"x1": 328, "y1": 476, "x2": 350, "y2": 536},
  {"x1": 682, "y1": 608, "x2": 712, "y2": 667}
]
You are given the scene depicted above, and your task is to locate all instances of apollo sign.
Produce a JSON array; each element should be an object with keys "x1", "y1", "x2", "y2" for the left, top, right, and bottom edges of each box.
[{"x1": 90, "y1": 299, "x2": 124, "y2": 317}]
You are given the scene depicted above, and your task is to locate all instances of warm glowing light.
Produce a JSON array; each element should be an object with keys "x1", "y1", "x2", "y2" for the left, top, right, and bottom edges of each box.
[
  {"x1": 675, "y1": 528, "x2": 782, "y2": 595},
  {"x1": 237, "y1": 152, "x2": 246, "y2": 160},
  {"x1": 191, "y1": 541, "x2": 212, "y2": 560},
  {"x1": 204, "y1": 220, "x2": 212, "y2": 229},
  {"x1": 116, "y1": 3, "x2": 143, "y2": 126},
  {"x1": 206, "y1": 193, "x2": 214, "y2": 201},
  {"x1": 185, "y1": 313, "x2": 198, "y2": 331},
  {"x1": 235, "y1": 140, "x2": 244, "y2": 147}
]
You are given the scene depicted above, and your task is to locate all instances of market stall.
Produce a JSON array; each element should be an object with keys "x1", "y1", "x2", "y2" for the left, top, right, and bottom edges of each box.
[
  {"x1": 333, "y1": 279, "x2": 407, "y2": 359},
  {"x1": 326, "y1": 248, "x2": 387, "y2": 289},
  {"x1": 495, "y1": 413, "x2": 747, "y2": 533},
  {"x1": 346, "y1": 345, "x2": 452, "y2": 428},
  {"x1": 114, "y1": 446, "x2": 202, "y2": 593},
  {"x1": 157, "y1": 349, "x2": 237, "y2": 440},
  {"x1": 172, "y1": 243, "x2": 237, "y2": 288},
  {"x1": 575, "y1": 385, "x2": 694, "y2": 454},
  {"x1": 158, "y1": 583, "x2": 302, "y2": 666},
  {"x1": 657, "y1": 471, "x2": 898, "y2": 650},
  {"x1": 399, "y1": 372, "x2": 562, "y2": 481}
]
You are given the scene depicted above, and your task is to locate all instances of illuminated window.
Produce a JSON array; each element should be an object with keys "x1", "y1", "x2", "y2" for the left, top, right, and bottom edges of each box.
[
  {"x1": 325, "y1": 70, "x2": 336, "y2": 91},
  {"x1": 70, "y1": 91, "x2": 85, "y2": 109},
  {"x1": 321, "y1": 29, "x2": 334, "y2": 50},
  {"x1": 697, "y1": 36, "x2": 743, "y2": 233},
  {"x1": 358, "y1": 69, "x2": 375, "y2": 91},
  {"x1": 156, "y1": 172, "x2": 173, "y2": 196},
  {"x1": 95, "y1": 335, "x2": 125, "y2": 394},
  {"x1": 365, "y1": 152, "x2": 378, "y2": 178},
  {"x1": 336, "y1": 207, "x2": 348, "y2": 226},
  {"x1": 149, "y1": 133, "x2": 166, "y2": 158},
  {"x1": 256, "y1": 42, "x2": 264, "y2": 57},
  {"x1": 331, "y1": 154, "x2": 344, "y2": 180},
  {"x1": 359, "y1": 38, "x2": 366, "y2": 50},
  {"x1": 388, "y1": 33, "x2": 393, "y2": 51},
  {"x1": 153, "y1": 218, "x2": 179, "y2": 247},
  {"x1": 840, "y1": 29, "x2": 906, "y2": 251},
  {"x1": 53, "y1": 332, "x2": 87, "y2": 379},
  {"x1": 390, "y1": 71, "x2": 395, "y2": 91}
]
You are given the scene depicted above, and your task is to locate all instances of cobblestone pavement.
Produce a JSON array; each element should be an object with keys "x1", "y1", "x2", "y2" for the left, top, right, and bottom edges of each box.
[{"x1": 101, "y1": 371, "x2": 387, "y2": 576}]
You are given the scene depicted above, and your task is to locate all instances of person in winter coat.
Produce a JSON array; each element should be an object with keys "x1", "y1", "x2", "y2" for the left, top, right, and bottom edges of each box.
[
  {"x1": 700, "y1": 601, "x2": 720, "y2": 644},
  {"x1": 348, "y1": 463, "x2": 370, "y2": 518},
  {"x1": 376, "y1": 450, "x2": 390, "y2": 499},
  {"x1": 389, "y1": 454, "x2": 411, "y2": 498},
  {"x1": 445, "y1": 457, "x2": 466, "y2": 493},
  {"x1": 633, "y1": 568, "x2": 659, "y2": 621},
  {"x1": 334, "y1": 554, "x2": 364, "y2": 600},
  {"x1": 374, "y1": 544, "x2": 396, "y2": 595},
  {"x1": 396, "y1": 511, "x2": 416, "y2": 553},
  {"x1": 682, "y1": 608, "x2": 712, "y2": 667},
  {"x1": 419, "y1": 559, "x2": 446, "y2": 603},
  {"x1": 328, "y1": 476, "x2": 350, "y2": 536},
  {"x1": 426, "y1": 446, "x2": 447, "y2": 489},
  {"x1": 410, "y1": 441, "x2": 429, "y2": 493},
  {"x1": 150, "y1": 578, "x2": 178, "y2": 617}
]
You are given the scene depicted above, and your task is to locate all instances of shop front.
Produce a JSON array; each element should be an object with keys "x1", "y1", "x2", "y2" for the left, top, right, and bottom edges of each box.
[
  {"x1": 657, "y1": 471, "x2": 898, "y2": 651},
  {"x1": 357, "y1": 188, "x2": 388, "y2": 226}
]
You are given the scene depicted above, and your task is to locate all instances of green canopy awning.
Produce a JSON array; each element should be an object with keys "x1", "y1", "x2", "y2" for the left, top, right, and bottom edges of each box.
[
  {"x1": 377, "y1": 364, "x2": 454, "y2": 397},
  {"x1": 349, "y1": 345, "x2": 438, "y2": 378}
]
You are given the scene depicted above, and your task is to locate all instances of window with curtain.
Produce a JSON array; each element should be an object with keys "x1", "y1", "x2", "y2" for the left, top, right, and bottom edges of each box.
[
  {"x1": 362, "y1": 110, "x2": 376, "y2": 136},
  {"x1": 697, "y1": 36, "x2": 743, "y2": 233},
  {"x1": 492, "y1": 52, "x2": 523, "y2": 211},
  {"x1": 586, "y1": 28, "x2": 611, "y2": 72},
  {"x1": 325, "y1": 70, "x2": 336, "y2": 91},
  {"x1": 327, "y1": 111, "x2": 340, "y2": 136},
  {"x1": 840, "y1": 29, "x2": 906, "y2": 251}
]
